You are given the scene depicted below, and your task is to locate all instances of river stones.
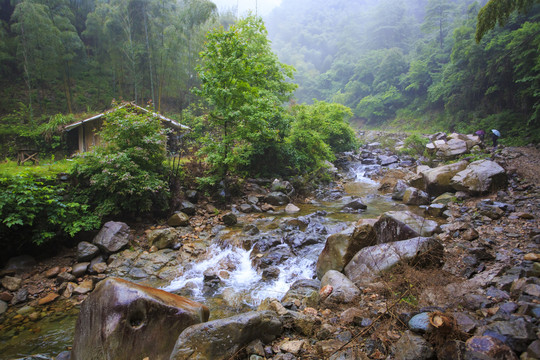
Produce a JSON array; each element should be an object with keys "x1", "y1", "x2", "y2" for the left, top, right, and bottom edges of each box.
[
  {"x1": 394, "y1": 330, "x2": 434, "y2": 360},
  {"x1": 71, "y1": 277, "x2": 209, "y2": 360},
  {"x1": 169, "y1": 311, "x2": 282, "y2": 360},
  {"x1": 76, "y1": 241, "x2": 100, "y2": 262},
  {"x1": 374, "y1": 211, "x2": 439, "y2": 244},
  {"x1": 420, "y1": 161, "x2": 468, "y2": 196},
  {"x1": 320, "y1": 270, "x2": 360, "y2": 304},
  {"x1": 316, "y1": 221, "x2": 377, "y2": 279},
  {"x1": 344, "y1": 237, "x2": 443, "y2": 285},
  {"x1": 148, "y1": 228, "x2": 179, "y2": 250},
  {"x1": 168, "y1": 212, "x2": 190, "y2": 227},
  {"x1": 451, "y1": 159, "x2": 507, "y2": 195},
  {"x1": 93, "y1": 221, "x2": 130, "y2": 254}
]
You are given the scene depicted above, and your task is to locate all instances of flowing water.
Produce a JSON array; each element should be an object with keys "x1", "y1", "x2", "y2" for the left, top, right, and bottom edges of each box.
[{"x1": 0, "y1": 161, "x2": 400, "y2": 359}]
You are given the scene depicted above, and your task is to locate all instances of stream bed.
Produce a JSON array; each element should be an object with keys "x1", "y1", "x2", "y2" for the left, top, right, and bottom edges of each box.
[{"x1": 0, "y1": 161, "x2": 404, "y2": 359}]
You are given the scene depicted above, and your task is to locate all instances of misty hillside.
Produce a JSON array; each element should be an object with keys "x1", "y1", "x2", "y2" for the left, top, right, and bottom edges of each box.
[{"x1": 265, "y1": 0, "x2": 540, "y2": 141}]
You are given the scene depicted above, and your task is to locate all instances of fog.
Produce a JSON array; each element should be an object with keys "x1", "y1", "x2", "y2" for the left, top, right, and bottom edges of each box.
[{"x1": 212, "y1": 0, "x2": 282, "y2": 16}]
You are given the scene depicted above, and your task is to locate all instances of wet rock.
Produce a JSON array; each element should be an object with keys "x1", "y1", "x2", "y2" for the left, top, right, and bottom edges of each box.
[
  {"x1": 465, "y1": 335, "x2": 518, "y2": 360},
  {"x1": 0, "y1": 291, "x2": 12, "y2": 302},
  {"x1": 11, "y1": 287, "x2": 28, "y2": 305},
  {"x1": 72, "y1": 277, "x2": 209, "y2": 360},
  {"x1": 451, "y1": 160, "x2": 508, "y2": 195},
  {"x1": 421, "y1": 161, "x2": 468, "y2": 196},
  {"x1": 426, "y1": 203, "x2": 446, "y2": 217},
  {"x1": 320, "y1": 270, "x2": 360, "y2": 304},
  {"x1": 280, "y1": 340, "x2": 305, "y2": 355},
  {"x1": 57, "y1": 272, "x2": 76, "y2": 283},
  {"x1": 3, "y1": 255, "x2": 36, "y2": 274},
  {"x1": 316, "y1": 222, "x2": 377, "y2": 279},
  {"x1": 285, "y1": 203, "x2": 300, "y2": 213},
  {"x1": 394, "y1": 330, "x2": 434, "y2": 360},
  {"x1": 0, "y1": 299, "x2": 7, "y2": 315},
  {"x1": 264, "y1": 192, "x2": 290, "y2": 206},
  {"x1": 262, "y1": 267, "x2": 280, "y2": 280},
  {"x1": 38, "y1": 292, "x2": 59, "y2": 305},
  {"x1": 271, "y1": 179, "x2": 294, "y2": 196},
  {"x1": 481, "y1": 318, "x2": 537, "y2": 353},
  {"x1": 392, "y1": 180, "x2": 409, "y2": 201},
  {"x1": 252, "y1": 245, "x2": 293, "y2": 270},
  {"x1": 168, "y1": 212, "x2": 190, "y2": 227},
  {"x1": 72, "y1": 262, "x2": 89, "y2": 278},
  {"x1": 453, "y1": 312, "x2": 478, "y2": 333},
  {"x1": 437, "y1": 138, "x2": 469, "y2": 159},
  {"x1": 44, "y1": 266, "x2": 61, "y2": 278},
  {"x1": 403, "y1": 187, "x2": 430, "y2": 205},
  {"x1": 222, "y1": 212, "x2": 237, "y2": 226},
  {"x1": 93, "y1": 221, "x2": 130, "y2": 255},
  {"x1": 170, "y1": 311, "x2": 281, "y2": 360},
  {"x1": 343, "y1": 199, "x2": 367, "y2": 211},
  {"x1": 1, "y1": 275, "x2": 22, "y2": 291},
  {"x1": 344, "y1": 237, "x2": 443, "y2": 285},
  {"x1": 432, "y1": 192, "x2": 457, "y2": 205},
  {"x1": 148, "y1": 228, "x2": 179, "y2": 250},
  {"x1": 179, "y1": 200, "x2": 196, "y2": 216},
  {"x1": 408, "y1": 312, "x2": 433, "y2": 333},
  {"x1": 374, "y1": 211, "x2": 440, "y2": 244},
  {"x1": 378, "y1": 154, "x2": 399, "y2": 166},
  {"x1": 76, "y1": 241, "x2": 100, "y2": 262},
  {"x1": 281, "y1": 279, "x2": 321, "y2": 309},
  {"x1": 73, "y1": 279, "x2": 94, "y2": 295}
]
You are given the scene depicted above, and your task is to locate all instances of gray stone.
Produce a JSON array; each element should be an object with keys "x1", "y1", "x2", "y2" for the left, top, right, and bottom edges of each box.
[
  {"x1": 168, "y1": 212, "x2": 190, "y2": 227},
  {"x1": 465, "y1": 335, "x2": 518, "y2": 360},
  {"x1": 285, "y1": 203, "x2": 301, "y2": 213},
  {"x1": 0, "y1": 299, "x2": 7, "y2": 315},
  {"x1": 148, "y1": 228, "x2": 178, "y2": 250},
  {"x1": 179, "y1": 200, "x2": 196, "y2": 216},
  {"x1": 392, "y1": 180, "x2": 409, "y2": 201},
  {"x1": 72, "y1": 262, "x2": 90, "y2": 278},
  {"x1": 93, "y1": 221, "x2": 130, "y2": 254},
  {"x1": 451, "y1": 160, "x2": 507, "y2": 195},
  {"x1": 408, "y1": 312, "x2": 433, "y2": 333},
  {"x1": 77, "y1": 241, "x2": 100, "y2": 262},
  {"x1": 282, "y1": 279, "x2": 321, "y2": 309},
  {"x1": 11, "y1": 287, "x2": 28, "y2": 305},
  {"x1": 3, "y1": 255, "x2": 36, "y2": 274},
  {"x1": 316, "y1": 222, "x2": 377, "y2": 279},
  {"x1": 71, "y1": 278, "x2": 209, "y2": 360},
  {"x1": 394, "y1": 330, "x2": 434, "y2": 360},
  {"x1": 421, "y1": 161, "x2": 469, "y2": 196},
  {"x1": 403, "y1": 187, "x2": 430, "y2": 206},
  {"x1": 482, "y1": 318, "x2": 537, "y2": 353},
  {"x1": 185, "y1": 190, "x2": 198, "y2": 203},
  {"x1": 1, "y1": 275, "x2": 22, "y2": 291},
  {"x1": 343, "y1": 199, "x2": 367, "y2": 211},
  {"x1": 222, "y1": 212, "x2": 237, "y2": 226},
  {"x1": 57, "y1": 272, "x2": 76, "y2": 283},
  {"x1": 374, "y1": 211, "x2": 439, "y2": 244},
  {"x1": 344, "y1": 237, "x2": 443, "y2": 285},
  {"x1": 320, "y1": 270, "x2": 360, "y2": 304},
  {"x1": 426, "y1": 203, "x2": 446, "y2": 217},
  {"x1": 264, "y1": 192, "x2": 290, "y2": 206},
  {"x1": 169, "y1": 311, "x2": 282, "y2": 360}
]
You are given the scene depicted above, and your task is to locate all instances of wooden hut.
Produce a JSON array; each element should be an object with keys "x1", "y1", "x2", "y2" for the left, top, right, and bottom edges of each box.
[{"x1": 64, "y1": 103, "x2": 189, "y2": 154}]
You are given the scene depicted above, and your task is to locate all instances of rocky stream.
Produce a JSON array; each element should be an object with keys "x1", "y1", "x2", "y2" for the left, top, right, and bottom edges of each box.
[{"x1": 0, "y1": 131, "x2": 539, "y2": 360}]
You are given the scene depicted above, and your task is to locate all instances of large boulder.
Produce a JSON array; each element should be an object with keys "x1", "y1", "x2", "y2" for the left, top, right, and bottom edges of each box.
[
  {"x1": 71, "y1": 278, "x2": 209, "y2": 360},
  {"x1": 320, "y1": 270, "x2": 360, "y2": 304},
  {"x1": 264, "y1": 192, "x2": 290, "y2": 206},
  {"x1": 421, "y1": 161, "x2": 468, "y2": 196},
  {"x1": 77, "y1": 241, "x2": 100, "y2": 262},
  {"x1": 373, "y1": 211, "x2": 439, "y2": 244},
  {"x1": 169, "y1": 311, "x2": 282, "y2": 360},
  {"x1": 402, "y1": 187, "x2": 429, "y2": 206},
  {"x1": 451, "y1": 160, "x2": 507, "y2": 194},
  {"x1": 344, "y1": 237, "x2": 443, "y2": 285},
  {"x1": 93, "y1": 221, "x2": 130, "y2": 254},
  {"x1": 316, "y1": 220, "x2": 377, "y2": 279},
  {"x1": 281, "y1": 279, "x2": 321, "y2": 309},
  {"x1": 437, "y1": 138, "x2": 469, "y2": 158}
]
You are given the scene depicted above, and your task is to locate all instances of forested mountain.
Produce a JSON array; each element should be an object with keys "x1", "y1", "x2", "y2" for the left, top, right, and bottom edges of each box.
[
  {"x1": 1, "y1": 0, "x2": 539, "y2": 143},
  {"x1": 266, "y1": 0, "x2": 540, "y2": 141},
  {"x1": 0, "y1": 0, "x2": 222, "y2": 117}
]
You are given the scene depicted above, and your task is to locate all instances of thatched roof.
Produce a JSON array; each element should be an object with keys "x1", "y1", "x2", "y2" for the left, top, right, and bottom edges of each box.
[{"x1": 64, "y1": 102, "x2": 190, "y2": 131}]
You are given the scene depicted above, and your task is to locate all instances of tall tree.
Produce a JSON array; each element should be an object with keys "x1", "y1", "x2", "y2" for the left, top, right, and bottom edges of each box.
[
  {"x1": 194, "y1": 15, "x2": 296, "y2": 179},
  {"x1": 476, "y1": 0, "x2": 539, "y2": 41}
]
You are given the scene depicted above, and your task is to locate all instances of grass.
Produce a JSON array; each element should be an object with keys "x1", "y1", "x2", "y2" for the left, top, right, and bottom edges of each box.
[{"x1": 0, "y1": 157, "x2": 78, "y2": 177}]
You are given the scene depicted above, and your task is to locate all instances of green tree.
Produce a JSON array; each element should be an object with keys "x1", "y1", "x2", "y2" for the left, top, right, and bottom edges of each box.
[
  {"x1": 476, "y1": 0, "x2": 539, "y2": 41},
  {"x1": 194, "y1": 15, "x2": 296, "y2": 180}
]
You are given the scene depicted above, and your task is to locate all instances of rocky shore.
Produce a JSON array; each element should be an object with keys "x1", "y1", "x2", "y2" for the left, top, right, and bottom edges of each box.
[{"x1": 0, "y1": 131, "x2": 539, "y2": 360}]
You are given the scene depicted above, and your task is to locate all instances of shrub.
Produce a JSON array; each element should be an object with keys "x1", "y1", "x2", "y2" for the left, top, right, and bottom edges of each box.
[
  {"x1": 71, "y1": 105, "x2": 170, "y2": 218},
  {"x1": 401, "y1": 134, "x2": 429, "y2": 156},
  {"x1": 0, "y1": 173, "x2": 100, "y2": 250}
]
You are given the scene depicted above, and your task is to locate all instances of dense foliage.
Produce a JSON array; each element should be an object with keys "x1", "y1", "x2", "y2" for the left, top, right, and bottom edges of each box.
[
  {"x1": 0, "y1": 173, "x2": 99, "y2": 254},
  {"x1": 71, "y1": 104, "x2": 170, "y2": 217},
  {"x1": 266, "y1": 0, "x2": 540, "y2": 143}
]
